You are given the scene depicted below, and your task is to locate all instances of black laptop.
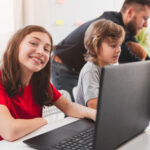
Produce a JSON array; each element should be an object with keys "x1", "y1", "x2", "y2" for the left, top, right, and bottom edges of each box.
[{"x1": 23, "y1": 61, "x2": 150, "y2": 150}]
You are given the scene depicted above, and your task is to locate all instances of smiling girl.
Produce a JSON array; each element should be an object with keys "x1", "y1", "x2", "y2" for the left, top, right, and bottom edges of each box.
[{"x1": 0, "y1": 25, "x2": 96, "y2": 141}]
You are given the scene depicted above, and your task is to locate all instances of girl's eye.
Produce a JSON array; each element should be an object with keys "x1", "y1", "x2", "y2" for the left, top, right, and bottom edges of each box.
[
  {"x1": 29, "y1": 41, "x2": 38, "y2": 46},
  {"x1": 44, "y1": 48, "x2": 50, "y2": 52}
]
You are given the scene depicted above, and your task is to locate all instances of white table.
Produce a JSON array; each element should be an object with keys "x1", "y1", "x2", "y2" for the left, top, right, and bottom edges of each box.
[{"x1": 1, "y1": 117, "x2": 150, "y2": 150}]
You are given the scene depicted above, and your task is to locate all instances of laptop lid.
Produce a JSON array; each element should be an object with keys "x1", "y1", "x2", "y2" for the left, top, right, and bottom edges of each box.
[{"x1": 94, "y1": 61, "x2": 150, "y2": 150}]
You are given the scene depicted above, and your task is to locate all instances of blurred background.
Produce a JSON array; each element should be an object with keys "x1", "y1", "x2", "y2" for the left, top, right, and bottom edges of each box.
[{"x1": 1, "y1": 0, "x2": 150, "y2": 59}]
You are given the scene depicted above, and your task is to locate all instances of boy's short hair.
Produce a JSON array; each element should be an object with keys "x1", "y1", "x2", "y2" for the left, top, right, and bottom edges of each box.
[
  {"x1": 121, "y1": 0, "x2": 150, "y2": 13},
  {"x1": 84, "y1": 19, "x2": 125, "y2": 63}
]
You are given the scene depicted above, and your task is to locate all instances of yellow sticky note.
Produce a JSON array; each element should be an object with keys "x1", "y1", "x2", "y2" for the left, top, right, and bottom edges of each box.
[{"x1": 56, "y1": 20, "x2": 64, "y2": 26}]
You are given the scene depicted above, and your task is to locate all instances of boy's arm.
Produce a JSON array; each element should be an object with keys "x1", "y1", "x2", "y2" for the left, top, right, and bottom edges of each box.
[
  {"x1": 87, "y1": 98, "x2": 98, "y2": 109},
  {"x1": 54, "y1": 96, "x2": 96, "y2": 121}
]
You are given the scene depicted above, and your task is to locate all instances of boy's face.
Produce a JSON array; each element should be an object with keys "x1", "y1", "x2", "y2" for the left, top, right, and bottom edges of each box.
[{"x1": 97, "y1": 40, "x2": 121, "y2": 66}]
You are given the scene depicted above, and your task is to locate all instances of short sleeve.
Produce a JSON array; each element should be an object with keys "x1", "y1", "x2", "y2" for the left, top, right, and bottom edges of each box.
[
  {"x1": 49, "y1": 83, "x2": 61, "y2": 102},
  {"x1": 0, "y1": 89, "x2": 7, "y2": 106},
  {"x1": 82, "y1": 70, "x2": 100, "y2": 104},
  {"x1": 0, "y1": 88, "x2": 7, "y2": 141},
  {"x1": 0, "y1": 73, "x2": 7, "y2": 106}
]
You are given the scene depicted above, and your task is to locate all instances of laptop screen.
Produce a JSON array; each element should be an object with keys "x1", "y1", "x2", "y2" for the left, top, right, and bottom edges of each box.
[{"x1": 94, "y1": 61, "x2": 150, "y2": 150}]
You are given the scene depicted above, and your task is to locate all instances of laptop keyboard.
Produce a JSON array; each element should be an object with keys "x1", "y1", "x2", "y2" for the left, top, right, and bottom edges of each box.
[{"x1": 52, "y1": 127, "x2": 94, "y2": 150}]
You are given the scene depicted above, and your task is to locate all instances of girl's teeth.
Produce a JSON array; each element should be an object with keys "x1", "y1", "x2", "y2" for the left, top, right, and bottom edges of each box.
[{"x1": 32, "y1": 57, "x2": 41, "y2": 63}]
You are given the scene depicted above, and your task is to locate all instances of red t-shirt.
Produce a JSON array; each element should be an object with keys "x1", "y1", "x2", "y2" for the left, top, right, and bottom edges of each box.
[{"x1": 0, "y1": 82, "x2": 61, "y2": 141}]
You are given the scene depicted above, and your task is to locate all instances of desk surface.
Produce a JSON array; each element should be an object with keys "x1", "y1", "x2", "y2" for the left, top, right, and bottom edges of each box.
[{"x1": 1, "y1": 117, "x2": 150, "y2": 150}]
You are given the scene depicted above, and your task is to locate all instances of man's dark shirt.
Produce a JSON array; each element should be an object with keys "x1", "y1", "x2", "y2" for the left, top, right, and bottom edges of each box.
[{"x1": 53, "y1": 11, "x2": 149, "y2": 72}]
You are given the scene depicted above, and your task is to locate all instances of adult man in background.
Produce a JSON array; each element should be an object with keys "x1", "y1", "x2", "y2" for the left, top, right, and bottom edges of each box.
[{"x1": 51, "y1": 0, "x2": 150, "y2": 101}]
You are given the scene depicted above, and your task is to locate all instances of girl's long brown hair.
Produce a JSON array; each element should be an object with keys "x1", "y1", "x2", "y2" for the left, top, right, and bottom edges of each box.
[{"x1": 1, "y1": 25, "x2": 53, "y2": 106}]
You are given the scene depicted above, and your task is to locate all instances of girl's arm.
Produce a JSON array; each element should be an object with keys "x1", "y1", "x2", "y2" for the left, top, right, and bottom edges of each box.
[
  {"x1": 0, "y1": 105, "x2": 47, "y2": 142},
  {"x1": 54, "y1": 96, "x2": 96, "y2": 121}
]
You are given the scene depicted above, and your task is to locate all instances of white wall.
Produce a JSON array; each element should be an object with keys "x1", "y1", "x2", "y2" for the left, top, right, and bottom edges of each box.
[
  {"x1": 48, "y1": 0, "x2": 124, "y2": 44},
  {"x1": 114, "y1": 0, "x2": 124, "y2": 11},
  {"x1": 0, "y1": 0, "x2": 14, "y2": 59},
  {"x1": 22, "y1": 0, "x2": 124, "y2": 44}
]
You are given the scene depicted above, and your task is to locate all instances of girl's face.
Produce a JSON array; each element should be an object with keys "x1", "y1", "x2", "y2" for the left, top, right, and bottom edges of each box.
[
  {"x1": 18, "y1": 32, "x2": 51, "y2": 75},
  {"x1": 98, "y1": 40, "x2": 121, "y2": 66}
]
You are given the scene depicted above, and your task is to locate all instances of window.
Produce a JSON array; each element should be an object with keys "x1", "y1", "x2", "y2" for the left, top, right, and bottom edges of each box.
[{"x1": 0, "y1": 0, "x2": 14, "y2": 58}]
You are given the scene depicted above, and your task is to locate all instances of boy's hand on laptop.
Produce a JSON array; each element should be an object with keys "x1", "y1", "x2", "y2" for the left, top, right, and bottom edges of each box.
[
  {"x1": 85, "y1": 107, "x2": 97, "y2": 122},
  {"x1": 90, "y1": 108, "x2": 97, "y2": 122}
]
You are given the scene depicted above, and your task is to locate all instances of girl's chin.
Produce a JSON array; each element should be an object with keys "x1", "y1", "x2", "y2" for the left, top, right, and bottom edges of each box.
[{"x1": 30, "y1": 67, "x2": 42, "y2": 73}]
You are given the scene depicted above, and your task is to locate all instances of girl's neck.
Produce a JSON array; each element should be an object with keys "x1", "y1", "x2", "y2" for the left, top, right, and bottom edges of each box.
[{"x1": 21, "y1": 70, "x2": 33, "y2": 87}]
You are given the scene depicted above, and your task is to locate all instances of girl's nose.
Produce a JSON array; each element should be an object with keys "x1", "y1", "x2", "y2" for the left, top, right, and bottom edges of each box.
[{"x1": 37, "y1": 47, "x2": 44, "y2": 56}]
